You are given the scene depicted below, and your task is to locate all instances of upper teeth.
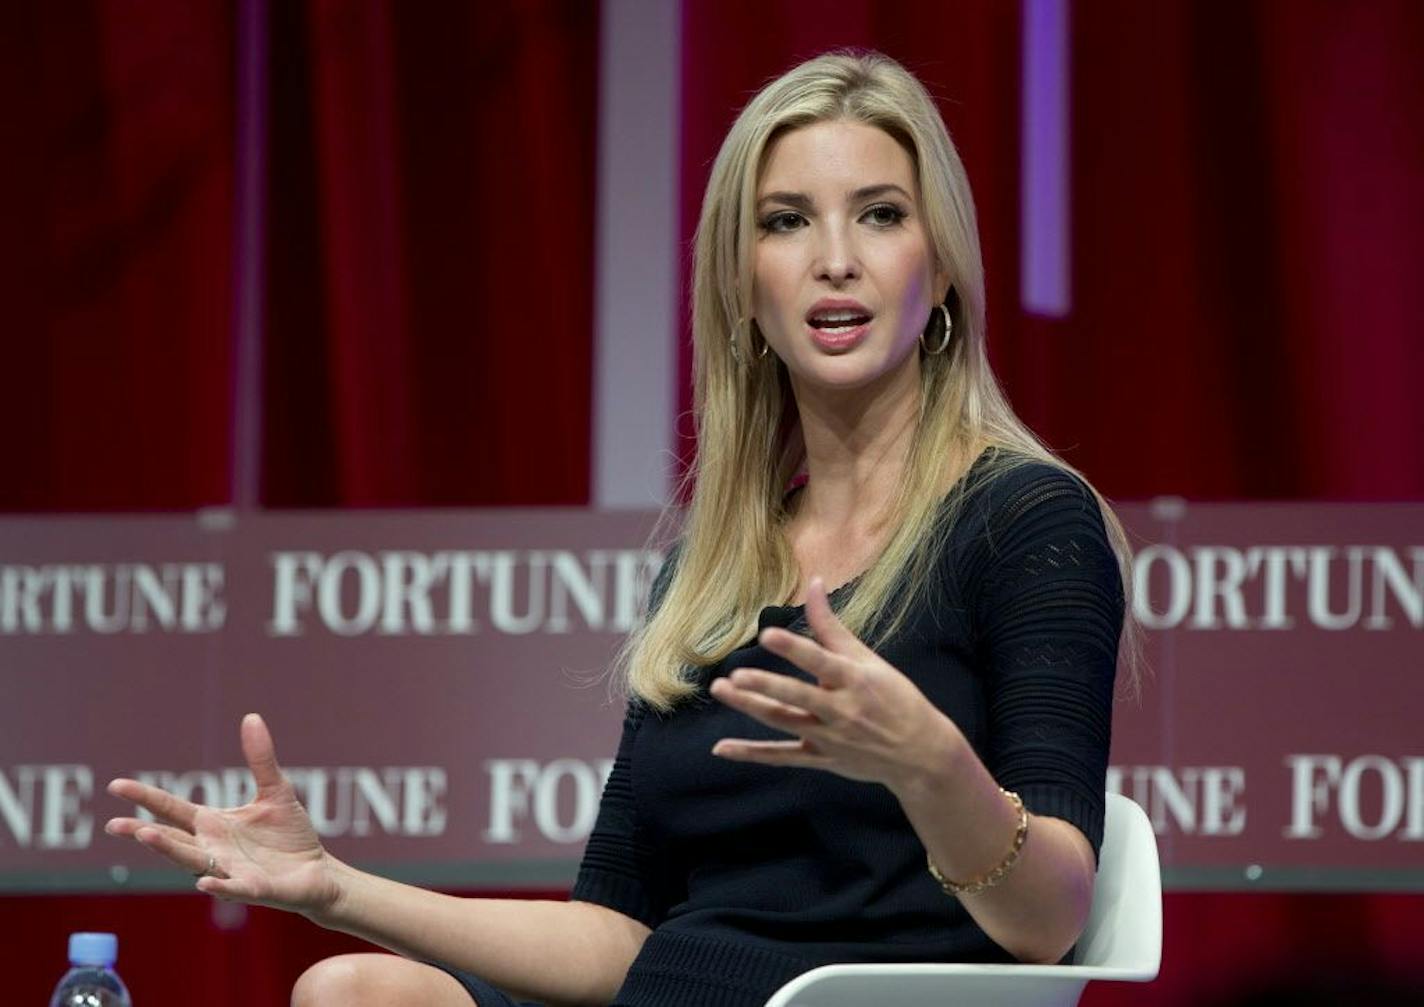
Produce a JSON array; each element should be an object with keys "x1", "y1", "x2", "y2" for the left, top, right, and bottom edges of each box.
[{"x1": 814, "y1": 310, "x2": 863, "y2": 323}]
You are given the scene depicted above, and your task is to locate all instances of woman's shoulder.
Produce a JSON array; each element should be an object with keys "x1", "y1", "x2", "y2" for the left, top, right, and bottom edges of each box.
[
  {"x1": 944, "y1": 449, "x2": 1122, "y2": 609},
  {"x1": 940, "y1": 448, "x2": 1113, "y2": 583},
  {"x1": 958, "y1": 447, "x2": 1098, "y2": 522}
]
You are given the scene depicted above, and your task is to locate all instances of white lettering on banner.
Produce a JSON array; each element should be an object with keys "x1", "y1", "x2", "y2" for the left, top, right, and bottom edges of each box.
[
  {"x1": 484, "y1": 758, "x2": 616, "y2": 844},
  {"x1": 130, "y1": 767, "x2": 448, "y2": 838},
  {"x1": 1107, "y1": 765, "x2": 1247, "y2": 836},
  {"x1": 0, "y1": 766, "x2": 94, "y2": 848},
  {"x1": 320, "y1": 552, "x2": 382, "y2": 635},
  {"x1": 0, "y1": 563, "x2": 225, "y2": 635},
  {"x1": 267, "y1": 549, "x2": 664, "y2": 637},
  {"x1": 1284, "y1": 754, "x2": 1424, "y2": 841},
  {"x1": 1132, "y1": 545, "x2": 1423, "y2": 631}
]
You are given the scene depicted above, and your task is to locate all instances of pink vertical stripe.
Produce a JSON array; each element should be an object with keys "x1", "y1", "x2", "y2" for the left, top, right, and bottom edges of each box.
[
  {"x1": 230, "y1": 0, "x2": 268, "y2": 508},
  {"x1": 1022, "y1": 0, "x2": 1071, "y2": 317}
]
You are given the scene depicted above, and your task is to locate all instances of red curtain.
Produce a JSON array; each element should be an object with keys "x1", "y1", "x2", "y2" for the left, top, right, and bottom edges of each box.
[
  {"x1": 0, "y1": 1, "x2": 236, "y2": 512},
  {"x1": 678, "y1": 0, "x2": 1424, "y2": 501},
  {"x1": 0, "y1": 0, "x2": 598, "y2": 514},
  {"x1": 1062, "y1": 0, "x2": 1424, "y2": 501},
  {"x1": 4, "y1": 0, "x2": 1423, "y2": 1004},
  {"x1": 261, "y1": 0, "x2": 598, "y2": 508}
]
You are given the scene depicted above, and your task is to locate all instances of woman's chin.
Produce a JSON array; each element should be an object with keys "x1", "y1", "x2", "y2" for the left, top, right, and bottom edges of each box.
[{"x1": 784, "y1": 348, "x2": 920, "y2": 399}]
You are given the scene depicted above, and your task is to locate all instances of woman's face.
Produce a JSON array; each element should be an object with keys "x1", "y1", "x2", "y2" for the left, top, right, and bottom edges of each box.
[{"x1": 751, "y1": 119, "x2": 947, "y2": 396}]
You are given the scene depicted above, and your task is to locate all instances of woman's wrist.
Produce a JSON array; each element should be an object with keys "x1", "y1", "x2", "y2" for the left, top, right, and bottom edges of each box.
[
  {"x1": 302, "y1": 851, "x2": 359, "y2": 928},
  {"x1": 885, "y1": 709, "x2": 974, "y2": 805},
  {"x1": 927, "y1": 788, "x2": 1028, "y2": 895}
]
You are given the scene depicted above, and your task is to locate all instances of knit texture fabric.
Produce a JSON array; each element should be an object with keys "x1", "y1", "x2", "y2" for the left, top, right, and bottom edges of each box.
[{"x1": 573, "y1": 450, "x2": 1125, "y2": 1006}]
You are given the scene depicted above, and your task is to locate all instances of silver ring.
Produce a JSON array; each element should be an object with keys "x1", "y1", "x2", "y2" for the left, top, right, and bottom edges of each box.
[{"x1": 195, "y1": 853, "x2": 217, "y2": 878}]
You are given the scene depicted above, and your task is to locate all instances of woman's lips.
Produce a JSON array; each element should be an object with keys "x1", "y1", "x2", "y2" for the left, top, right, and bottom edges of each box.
[{"x1": 806, "y1": 318, "x2": 871, "y2": 353}]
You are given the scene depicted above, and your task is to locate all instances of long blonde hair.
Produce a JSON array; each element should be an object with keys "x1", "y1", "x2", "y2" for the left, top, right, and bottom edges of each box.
[{"x1": 620, "y1": 50, "x2": 1143, "y2": 710}]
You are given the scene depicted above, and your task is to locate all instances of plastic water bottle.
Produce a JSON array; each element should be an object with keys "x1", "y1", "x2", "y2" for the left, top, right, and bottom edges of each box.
[{"x1": 48, "y1": 932, "x2": 133, "y2": 1007}]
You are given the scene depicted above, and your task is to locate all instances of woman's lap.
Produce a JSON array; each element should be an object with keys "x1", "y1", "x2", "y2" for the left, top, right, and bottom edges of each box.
[{"x1": 424, "y1": 962, "x2": 542, "y2": 1007}]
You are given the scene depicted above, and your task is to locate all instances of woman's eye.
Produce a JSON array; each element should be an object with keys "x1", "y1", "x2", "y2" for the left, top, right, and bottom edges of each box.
[
  {"x1": 759, "y1": 205, "x2": 904, "y2": 232},
  {"x1": 864, "y1": 203, "x2": 907, "y2": 227},
  {"x1": 761, "y1": 211, "x2": 804, "y2": 233}
]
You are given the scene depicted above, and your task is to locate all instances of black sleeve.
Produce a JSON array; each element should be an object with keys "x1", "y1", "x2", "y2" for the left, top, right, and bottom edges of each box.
[
  {"x1": 970, "y1": 466, "x2": 1124, "y2": 860},
  {"x1": 569, "y1": 544, "x2": 681, "y2": 927},
  {"x1": 570, "y1": 701, "x2": 665, "y2": 926}
]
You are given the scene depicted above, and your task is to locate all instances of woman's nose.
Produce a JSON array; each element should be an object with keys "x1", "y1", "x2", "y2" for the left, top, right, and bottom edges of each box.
[{"x1": 813, "y1": 225, "x2": 860, "y2": 285}]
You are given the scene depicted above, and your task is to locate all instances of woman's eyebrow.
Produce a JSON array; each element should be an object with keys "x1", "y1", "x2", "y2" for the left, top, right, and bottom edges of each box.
[{"x1": 756, "y1": 183, "x2": 914, "y2": 212}]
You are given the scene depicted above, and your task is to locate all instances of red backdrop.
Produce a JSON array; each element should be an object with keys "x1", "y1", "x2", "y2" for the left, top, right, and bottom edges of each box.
[{"x1": 3, "y1": 0, "x2": 1422, "y2": 1003}]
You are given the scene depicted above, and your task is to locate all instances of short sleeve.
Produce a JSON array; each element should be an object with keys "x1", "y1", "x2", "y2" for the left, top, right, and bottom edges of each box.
[
  {"x1": 570, "y1": 701, "x2": 666, "y2": 927},
  {"x1": 971, "y1": 466, "x2": 1124, "y2": 859},
  {"x1": 569, "y1": 544, "x2": 682, "y2": 927}
]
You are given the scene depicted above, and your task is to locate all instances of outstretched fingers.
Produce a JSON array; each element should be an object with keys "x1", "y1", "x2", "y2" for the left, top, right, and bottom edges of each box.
[
  {"x1": 194, "y1": 873, "x2": 247, "y2": 900},
  {"x1": 712, "y1": 737, "x2": 826, "y2": 768},
  {"x1": 124, "y1": 821, "x2": 212, "y2": 875},
  {"x1": 106, "y1": 778, "x2": 201, "y2": 832},
  {"x1": 105, "y1": 817, "x2": 199, "y2": 847},
  {"x1": 240, "y1": 712, "x2": 288, "y2": 796},
  {"x1": 758, "y1": 626, "x2": 851, "y2": 687},
  {"x1": 709, "y1": 673, "x2": 822, "y2": 731},
  {"x1": 802, "y1": 577, "x2": 865, "y2": 655}
]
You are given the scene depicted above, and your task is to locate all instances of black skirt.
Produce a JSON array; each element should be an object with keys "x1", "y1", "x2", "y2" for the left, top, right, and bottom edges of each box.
[{"x1": 426, "y1": 962, "x2": 541, "y2": 1007}]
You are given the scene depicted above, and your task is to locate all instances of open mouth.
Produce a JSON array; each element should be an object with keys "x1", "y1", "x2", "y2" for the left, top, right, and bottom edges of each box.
[
  {"x1": 807, "y1": 311, "x2": 873, "y2": 334},
  {"x1": 805, "y1": 315, "x2": 872, "y2": 353},
  {"x1": 803, "y1": 300, "x2": 875, "y2": 351}
]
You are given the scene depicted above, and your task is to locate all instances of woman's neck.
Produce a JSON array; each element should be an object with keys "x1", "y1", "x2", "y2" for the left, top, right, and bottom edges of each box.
[{"x1": 788, "y1": 357, "x2": 921, "y2": 535}]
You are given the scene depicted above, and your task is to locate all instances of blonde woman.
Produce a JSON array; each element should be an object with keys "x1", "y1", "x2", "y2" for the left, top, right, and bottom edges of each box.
[{"x1": 104, "y1": 50, "x2": 1136, "y2": 1007}]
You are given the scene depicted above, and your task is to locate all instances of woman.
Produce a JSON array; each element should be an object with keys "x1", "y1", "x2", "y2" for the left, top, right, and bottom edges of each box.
[{"x1": 105, "y1": 50, "x2": 1138, "y2": 1007}]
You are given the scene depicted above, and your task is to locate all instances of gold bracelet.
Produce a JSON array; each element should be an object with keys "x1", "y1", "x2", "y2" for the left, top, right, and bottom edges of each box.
[{"x1": 926, "y1": 788, "x2": 1028, "y2": 897}]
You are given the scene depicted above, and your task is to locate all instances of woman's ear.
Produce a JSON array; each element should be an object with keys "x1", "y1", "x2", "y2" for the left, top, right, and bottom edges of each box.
[{"x1": 934, "y1": 264, "x2": 953, "y2": 307}]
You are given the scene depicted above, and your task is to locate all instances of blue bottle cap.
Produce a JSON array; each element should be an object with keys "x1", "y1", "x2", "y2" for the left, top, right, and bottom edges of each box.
[{"x1": 68, "y1": 932, "x2": 118, "y2": 966}]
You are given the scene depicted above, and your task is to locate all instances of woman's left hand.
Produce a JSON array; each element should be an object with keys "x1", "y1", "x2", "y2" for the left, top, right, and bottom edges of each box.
[{"x1": 709, "y1": 577, "x2": 963, "y2": 792}]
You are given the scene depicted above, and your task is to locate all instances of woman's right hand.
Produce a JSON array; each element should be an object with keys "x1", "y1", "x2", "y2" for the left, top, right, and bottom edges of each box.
[{"x1": 105, "y1": 713, "x2": 343, "y2": 920}]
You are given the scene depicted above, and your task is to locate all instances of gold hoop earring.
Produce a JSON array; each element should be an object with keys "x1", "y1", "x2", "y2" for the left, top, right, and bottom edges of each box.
[
  {"x1": 732, "y1": 319, "x2": 770, "y2": 363},
  {"x1": 919, "y1": 304, "x2": 953, "y2": 355},
  {"x1": 751, "y1": 320, "x2": 770, "y2": 360}
]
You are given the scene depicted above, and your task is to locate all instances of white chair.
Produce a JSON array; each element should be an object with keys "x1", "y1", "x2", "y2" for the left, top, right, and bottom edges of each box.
[{"x1": 765, "y1": 793, "x2": 1162, "y2": 1007}]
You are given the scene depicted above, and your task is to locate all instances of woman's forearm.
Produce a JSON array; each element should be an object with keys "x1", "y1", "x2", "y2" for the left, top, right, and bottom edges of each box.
[
  {"x1": 889, "y1": 713, "x2": 1096, "y2": 964},
  {"x1": 309, "y1": 854, "x2": 649, "y2": 1006}
]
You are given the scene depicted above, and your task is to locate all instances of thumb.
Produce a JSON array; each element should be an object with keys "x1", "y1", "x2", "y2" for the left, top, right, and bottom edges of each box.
[{"x1": 240, "y1": 713, "x2": 288, "y2": 797}]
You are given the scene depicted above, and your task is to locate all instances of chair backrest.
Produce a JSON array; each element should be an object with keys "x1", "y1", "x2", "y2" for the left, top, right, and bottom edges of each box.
[
  {"x1": 1072, "y1": 792, "x2": 1162, "y2": 978},
  {"x1": 762, "y1": 793, "x2": 1162, "y2": 1006}
]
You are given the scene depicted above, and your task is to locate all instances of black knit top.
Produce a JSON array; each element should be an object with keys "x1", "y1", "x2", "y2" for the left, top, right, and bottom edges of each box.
[{"x1": 571, "y1": 450, "x2": 1125, "y2": 1006}]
